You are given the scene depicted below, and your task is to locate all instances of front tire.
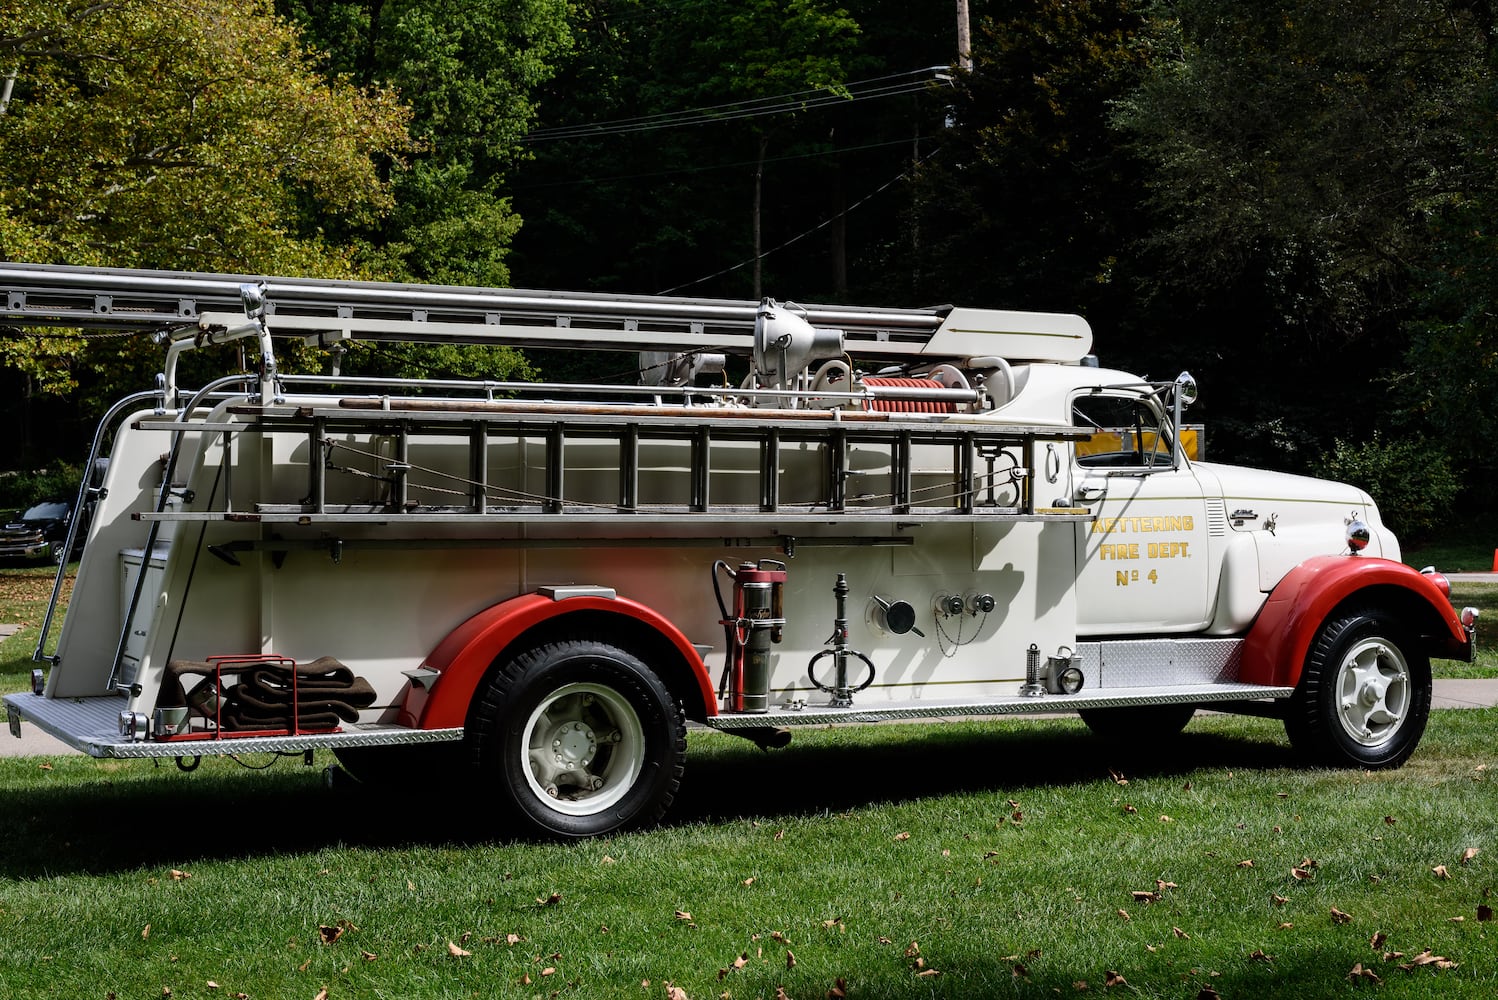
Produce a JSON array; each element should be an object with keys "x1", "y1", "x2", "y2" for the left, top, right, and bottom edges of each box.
[
  {"x1": 1284, "y1": 608, "x2": 1430, "y2": 769},
  {"x1": 469, "y1": 638, "x2": 686, "y2": 838}
]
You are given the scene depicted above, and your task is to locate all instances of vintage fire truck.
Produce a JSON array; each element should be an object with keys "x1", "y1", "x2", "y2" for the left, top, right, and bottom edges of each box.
[{"x1": 0, "y1": 263, "x2": 1477, "y2": 836}]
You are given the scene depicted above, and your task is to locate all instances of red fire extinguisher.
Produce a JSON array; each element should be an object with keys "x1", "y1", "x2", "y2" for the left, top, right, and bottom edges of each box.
[{"x1": 713, "y1": 559, "x2": 787, "y2": 713}]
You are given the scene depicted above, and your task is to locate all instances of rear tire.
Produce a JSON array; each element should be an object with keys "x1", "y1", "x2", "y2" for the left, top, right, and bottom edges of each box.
[
  {"x1": 469, "y1": 638, "x2": 686, "y2": 838},
  {"x1": 1284, "y1": 608, "x2": 1430, "y2": 769}
]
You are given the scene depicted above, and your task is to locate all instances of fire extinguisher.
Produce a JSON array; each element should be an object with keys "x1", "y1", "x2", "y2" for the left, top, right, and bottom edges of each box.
[{"x1": 713, "y1": 559, "x2": 787, "y2": 713}]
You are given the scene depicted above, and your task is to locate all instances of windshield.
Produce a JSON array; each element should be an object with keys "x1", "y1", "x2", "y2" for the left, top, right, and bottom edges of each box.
[{"x1": 20, "y1": 500, "x2": 68, "y2": 521}]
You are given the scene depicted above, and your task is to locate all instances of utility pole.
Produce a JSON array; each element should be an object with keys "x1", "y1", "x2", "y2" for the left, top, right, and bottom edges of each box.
[{"x1": 956, "y1": 0, "x2": 972, "y2": 70}]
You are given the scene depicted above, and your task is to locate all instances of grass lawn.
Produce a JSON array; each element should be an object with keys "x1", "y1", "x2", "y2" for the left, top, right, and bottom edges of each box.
[
  {"x1": 0, "y1": 714, "x2": 1496, "y2": 998},
  {"x1": 2, "y1": 561, "x2": 1495, "y2": 998}
]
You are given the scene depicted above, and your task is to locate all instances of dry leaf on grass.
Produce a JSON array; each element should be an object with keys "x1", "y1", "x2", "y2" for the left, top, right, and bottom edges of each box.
[
  {"x1": 1331, "y1": 907, "x2": 1353, "y2": 925},
  {"x1": 1461, "y1": 847, "x2": 1480, "y2": 865},
  {"x1": 665, "y1": 982, "x2": 689, "y2": 1000},
  {"x1": 537, "y1": 892, "x2": 562, "y2": 906},
  {"x1": 1348, "y1": 963, "x2": 1382, "y2": 983},
  {"x1": 1479, "y1": 905, "x2": 1494, "y2": 922},
  {"x1": 827, "y1": 977, "x2": 848, "y2": 998},
  {"x1": 1433, "y1": 865, "x2": 1450, "y2": 880},
  {"x1": 674, "y1": 910, "x2": 693, "y2": 922},
  {"x1": 318, "y1": 926, "x2": 343, "y2": 946},
  {"x1": 447, "y1": 941, "x2": 470, "y2": 958},
  {"x1": 893, "y1": 831, "x2": 911, "y2": 842},
  {"x1": 1103, "y1": 970, "x2": 1127, "y2": 987},
  {"x1": 1398, "y1": 949, "x2": 1458, "y2": 971}
]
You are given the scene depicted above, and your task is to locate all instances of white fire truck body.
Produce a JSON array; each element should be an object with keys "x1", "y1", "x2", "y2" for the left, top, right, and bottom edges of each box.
[{"x1": 0, "y1": 264, "x2": 1474, "y2": 837}]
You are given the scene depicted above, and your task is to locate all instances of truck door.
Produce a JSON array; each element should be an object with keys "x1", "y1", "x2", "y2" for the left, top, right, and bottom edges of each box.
[{"x1": 1070, "y1": 389, "x2": 1213, "y2": 634}]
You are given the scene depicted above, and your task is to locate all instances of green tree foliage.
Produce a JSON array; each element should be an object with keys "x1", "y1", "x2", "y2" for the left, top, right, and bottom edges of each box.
[
  {"x1": 0, "y1": 0, "x2": 412, "y2": 274},
  {"x1": 901, "y1": 1, "x2": 1150, "y2": 322},
  {"x1": 0, "y1": 0, "x2": 415, "y2": 425},
  {"x1": 1320, "y1": 432, "x2": 1461, "y2": 541},
  {"x1": 509, "y1": 0, "x2": 941, "y2": 306},
  {"x1": 276, "y1": 0, "x2": 574, "y2": 287},
  {"x1": 1110, "y1": 0, "x2": 1493, "y2": 471}
]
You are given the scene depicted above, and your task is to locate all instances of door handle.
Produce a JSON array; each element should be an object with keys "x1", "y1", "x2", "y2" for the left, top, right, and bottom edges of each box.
[{"x1": 1074, "y1": 484, "x2": 1106, "y2": 503}]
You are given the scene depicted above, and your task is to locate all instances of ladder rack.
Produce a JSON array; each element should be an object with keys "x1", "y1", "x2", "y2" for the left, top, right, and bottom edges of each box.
[
  {"x1": 0, "y1": 262, "x2": 1093, "y2": 362},
  {"x1": 130, "y1": 398, "x2": 1094, "y2": 526}
]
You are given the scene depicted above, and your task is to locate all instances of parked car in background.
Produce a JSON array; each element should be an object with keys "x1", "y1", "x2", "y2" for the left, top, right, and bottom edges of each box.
[{"x1": 0, "y1": 498, "x2": 79, "y2": 564}]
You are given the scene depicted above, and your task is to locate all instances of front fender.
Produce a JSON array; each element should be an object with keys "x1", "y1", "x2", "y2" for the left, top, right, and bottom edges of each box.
[
  {"x1": 1239, "y1": 556, "x2": 1470, "y2": 688},
  {"x1": 396, "y1": 593, "x2": 717, "y2": 730}
]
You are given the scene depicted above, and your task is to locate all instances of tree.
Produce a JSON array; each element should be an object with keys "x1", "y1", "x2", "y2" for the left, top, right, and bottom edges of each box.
[
  {"x1": 276, "y1": 0, "x2": 574, "y2": 287},
  {"x1": 899, "y1": 0, "x2": 1152, "y2": 324},
  {"x1": 0, "y1": 0, "x2": 413, "y2": 462},
  {"x1": 1113, "y1": 0, "x2": 1492, "y2": 469}
]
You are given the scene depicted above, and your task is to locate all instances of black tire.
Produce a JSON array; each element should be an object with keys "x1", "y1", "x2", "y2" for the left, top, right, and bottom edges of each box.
[
  {"x1": 468, "y1": 638, "x2": 686, "y2": 838},
  {"x1": 1284, "y1": 608, "x2": 1430, "y2": 769},
  {"x1": 1079, "y1": 703, "x2": 1196, "y2": 743}
]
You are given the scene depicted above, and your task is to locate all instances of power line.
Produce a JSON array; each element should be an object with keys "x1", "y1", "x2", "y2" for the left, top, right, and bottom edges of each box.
[
  {"x1": 657, "y1": 146, "x2": 943, "y2": 296},
  {"x1": 524, "y1": 67, "x2": 950, "y2": 142}
]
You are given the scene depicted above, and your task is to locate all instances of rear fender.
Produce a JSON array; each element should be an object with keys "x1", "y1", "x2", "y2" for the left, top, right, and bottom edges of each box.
[
  {"x1": 397, "y1": 593, "x2": 716, "y2": 730},
  {"x1": 1239, "y1": 556, "x2": 1470, "y2": 688}
]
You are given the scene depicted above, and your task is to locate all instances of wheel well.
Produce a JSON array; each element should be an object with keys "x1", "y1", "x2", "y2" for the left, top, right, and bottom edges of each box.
[
  {"x1": 476, "y1": 609, "x2": 713, "y2": 723},
  {"x1": 1326, "y1": 584, "x2": 1444, "y2": 659}
]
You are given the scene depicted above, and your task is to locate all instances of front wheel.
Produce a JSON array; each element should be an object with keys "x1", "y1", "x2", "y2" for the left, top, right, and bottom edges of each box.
[
  {"x1": 1284, "y1": 608, "x2": 1430, "y2": 769},
  {"x1": 469, "y1": 638, "x2": 686, "y2": 838}
]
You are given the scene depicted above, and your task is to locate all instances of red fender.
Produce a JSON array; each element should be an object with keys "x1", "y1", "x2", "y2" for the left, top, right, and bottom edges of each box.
[
  {"x1": 395, "y1": 593, "x2": 717, "y2": 729},
  {"x1": 1239, "y1": 556, "x2": 1470, "y2": 688}
]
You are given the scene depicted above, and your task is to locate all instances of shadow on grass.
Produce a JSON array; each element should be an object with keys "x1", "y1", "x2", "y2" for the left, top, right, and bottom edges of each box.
[{"x1": 0, "y1": 717, "x2": 1297, "y2": 879}]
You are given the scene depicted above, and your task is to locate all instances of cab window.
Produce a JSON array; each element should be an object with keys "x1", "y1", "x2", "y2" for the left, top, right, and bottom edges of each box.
[{"x1": 1072, "y1": 393, "x2": 1172, "y2": 469}]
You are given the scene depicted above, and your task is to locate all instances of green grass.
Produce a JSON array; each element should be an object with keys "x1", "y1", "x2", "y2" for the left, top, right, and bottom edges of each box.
[
  {"x1": 1, "y1": 714, "x2": 1497, "y2": 998},
  {"x1": 0, "y1": 561, "x2": 68, "y2": 695}
]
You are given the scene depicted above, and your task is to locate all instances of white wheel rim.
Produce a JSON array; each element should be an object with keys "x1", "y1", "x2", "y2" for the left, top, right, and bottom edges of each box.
[
  {"x1": 520, "y1": 681, "x2": 646, "y2": 816},
  {"x1": 1334, "y1": 637, "x2": 1411, "y2": 748}
]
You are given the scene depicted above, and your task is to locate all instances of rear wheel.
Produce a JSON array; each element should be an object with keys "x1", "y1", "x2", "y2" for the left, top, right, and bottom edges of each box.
[
  {"x1": 1284, "y1": 608, "x2": 1430, "y2": 769},
  {"x1": 469, "y1": 638, "x2": 685, "y2": 838}
]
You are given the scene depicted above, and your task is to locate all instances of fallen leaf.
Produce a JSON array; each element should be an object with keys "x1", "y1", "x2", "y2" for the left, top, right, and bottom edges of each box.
[
  {"x1": 206, "y1": 983, "x2": 219, "y2": 990},
  {"x1": 915, "y1": 968, "x2": 941, "y2": 978},
  {"x1": 1370, "y1": 932, "x2": 1387, "y2": 949},
  {"x1": 1449, "y1": 916, "x2": 1466, "y2": 923},
  {"x1": 1479, "y1": 905, "x2": 1494, "y2": 922},
  {"x1": 675, "y1": 910, "x2": 693, "y2": 922},
  {"x1": 1292, "y1": 867, "x2": 1313, "y2": 881},
  {"x1": 318, "y1": 926, "x2": 343, "y2": 946},
  {"x1": 1104, "y1": 970, "x2": 1127, "y2": 987},
  {"x1": 447, "y1": 941, "x2": 470, "y2": 957},
  {"x1": 774, "y1": 829, "x2": 785, "y2": 840},
  {"x1": 827, "y1": 978, "x2": 848, "y2": 999},
  {"x1": 541, "y1": 967, "x2": 556, "y2": 976},
  {"x1": 1157, "y1": 880, "x2": 1178, "y2": 892},
  {"x1": 1109, "y1": 769, "x2": 1128, "y2": 785},
  {"x1": 360, "y1": 950, "x2": 377, "y2": 962},
  {"x1": 1433, "y1": 865, "x2": 1451, "y2": 880},
  {"x1": 1331, "y1": 907, "x2": 1352, "y2": 925},
  {"x1": 893, "y1": 832, "x2": 911, "y2": 842},
  {"x1": 170, "y1": 870, "x2": 190, "y2": 881},
  {"x1": 1462, "y1": 847, "x2": 1480, "y2": 865},
  {"x1": 1158, "y1": 815, "x2": 1173, "y2": 823},
  {"x1": 665, "y1": 983, "x2": 688, "y2": 1000},
  {"x1": 904, "y1": 942, "x2": 919, "y2": 958},
  {"x1": 1122, "y1": 804, "x2": 1138, "y2": 815},
  {"x1": 142, "y1": 925, "x2": 150, "y2": 940},
  {"x1": 1236, "y1": 860, "x2": 1254, "y2": 868},
  {"x1": 538, "y1": 892, "x2": 562, "y2": 906},
  {"x1": 1277, "y1": 922, "x2": 1293, "y2": 930},
  {"x1": 1384, "y1": 816, "x2": 1397, "y2": 825},
  {"x1": 1116, "y1": 909, "x2": 1131, "y2": 921},
  {"x1": 1197, "y1": 989, "x2": 1220, "y2": 1000},
  {"x1": 1348, "y1": 963, "x2": 1382, "y2": 984},
  {"x1": 786, "y1": 949, "x2": 797, "y2": 969},
  {"x1": 1173, "y1": 927, "x2": 1190, "y2": 939},
  {"x1": 743, "y1": 878, "x2": 755, "y2": 886},
  {"x1": 771, "y1": 931, "x2": 789, "y2": 944},
  {"x1": 312, "y1": 990, "x2": 327, "y2": 1000},
  {"x1": 1272, "y1": 894, "x2": 1289, "y2": 907},
  {"x1": 1250, "y1": 949, "x2": 1273, "y2": 963}
]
